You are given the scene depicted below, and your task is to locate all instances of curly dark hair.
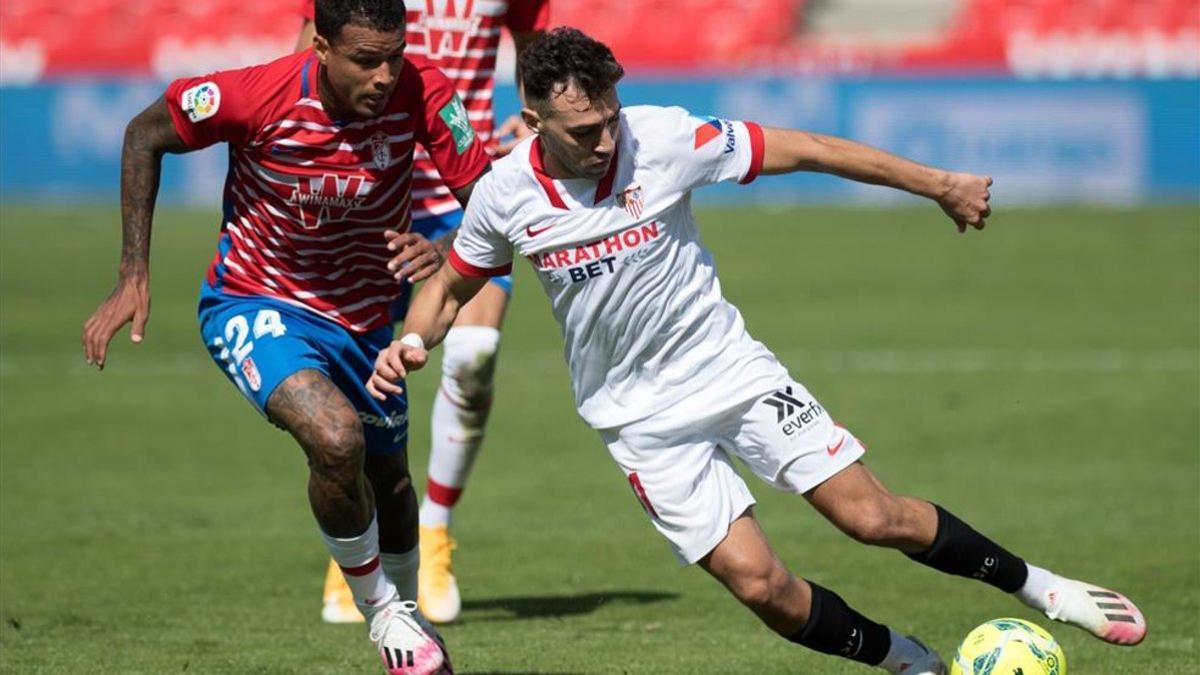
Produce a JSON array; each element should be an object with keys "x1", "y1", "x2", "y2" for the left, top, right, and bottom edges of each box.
[
  {"x1": 518, "y1": 27, "x2": 625, "y2": 107},
  {"x1": 314, "y1": 0, "x2": 407, "y2": 43}
]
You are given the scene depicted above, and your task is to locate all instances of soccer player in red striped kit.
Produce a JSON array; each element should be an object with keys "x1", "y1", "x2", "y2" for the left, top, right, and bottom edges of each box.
[
  {"x1": 298, "y1": 0, "x2": 548, "y2": 625},
  {"x1": 82, "y1": 1, "x2": 489, "y2": 672}
]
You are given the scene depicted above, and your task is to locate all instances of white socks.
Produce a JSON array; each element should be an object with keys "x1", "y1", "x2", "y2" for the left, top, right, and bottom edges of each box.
[
  {"x1": 419, "y1": 326, "x2": 500, "y2": 529},
  {"x1": 877, "y1": 631, "x2": 934, "y2": 673},
  {"x1": 1016, "y1": 563, "x2": 1057, "y2": 612},
  {"x1": 320, "y1": 516, "x2": 397, "y2": 617},
  {"x1": 381, "y1": 547, "x2": 420, "y2": 600}
]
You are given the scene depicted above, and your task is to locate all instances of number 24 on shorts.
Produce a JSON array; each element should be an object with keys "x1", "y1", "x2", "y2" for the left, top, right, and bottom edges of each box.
[{"x1": 212, "y1": 309, "x2": 287, "y2": 393}]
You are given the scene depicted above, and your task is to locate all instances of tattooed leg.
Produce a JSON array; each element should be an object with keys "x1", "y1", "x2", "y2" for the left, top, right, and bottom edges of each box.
[{"x1": 268, "y1": 369, "x2": 373, "y2": 537}]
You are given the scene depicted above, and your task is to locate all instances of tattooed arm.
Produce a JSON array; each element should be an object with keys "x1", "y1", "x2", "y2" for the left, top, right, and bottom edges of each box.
[{"x1": 82, "y1": 97, "x2": 190, "y2": 369}]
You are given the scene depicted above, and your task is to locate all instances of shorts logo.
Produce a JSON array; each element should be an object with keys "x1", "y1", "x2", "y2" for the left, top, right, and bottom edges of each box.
[
  {"x1": 369, "y1": 130, "x2": 391, "y2": 170},
  {"x1": 616, "y1": 183, "x2": 644, "y2": 219},
  {"x1": 240, "y1": 356, "x2": 262, "y2": 392},
  {"x1": 438, "y1": 94, "x2": 475, "y2": 155},
  {"x1": 760, "y1": 386, "x2": 826, "y2": 436},
  {"x1": 358, "y1": 410, "x2": 408, "y2": 430},
  {"x1": 525, "y1": 222, "x2": 554, "y2": 238},
  {"x1": 181, "y1": 82, "x2": 220, "y2": 123}
]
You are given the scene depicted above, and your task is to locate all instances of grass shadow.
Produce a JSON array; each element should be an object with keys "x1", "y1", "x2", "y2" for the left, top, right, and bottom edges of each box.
[{"x1": 457, "y1": 590, "x2": 679, "y2": 623}]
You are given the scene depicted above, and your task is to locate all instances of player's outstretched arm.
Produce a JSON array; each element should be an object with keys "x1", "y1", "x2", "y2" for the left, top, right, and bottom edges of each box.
[
  {"x1": 82, "y1": 97, "x2": 189, "y2": 369},
  {"x1": 760, "y1": 127, "x2": 992, "y2": 232},
  {"x1": 366, "y1": 263, "x2": 489, "y2": 400}
]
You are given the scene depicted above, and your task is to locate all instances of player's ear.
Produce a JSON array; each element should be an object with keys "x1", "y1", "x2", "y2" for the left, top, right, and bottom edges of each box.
[
  {"x1": 313, "y1": 33, "x2": 331, "y2": 64},
  {"x1": 521, "y1": 107, "x2": 541, "y2": 133}
]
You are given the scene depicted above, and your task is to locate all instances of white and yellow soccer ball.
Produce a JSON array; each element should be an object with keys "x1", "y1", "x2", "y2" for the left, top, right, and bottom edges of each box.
[{"x1": 949, "y1": 618, "x2": 1067, "y2": 675}]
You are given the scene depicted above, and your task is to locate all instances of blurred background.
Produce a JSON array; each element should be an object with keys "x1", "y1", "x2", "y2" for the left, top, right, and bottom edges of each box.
[
  {"x1": 1, "y1": 0, "x2": 1197, "y2": 205},
  {"x1": 1, "y1": 3, "x2": 1197, "y2": 672}
]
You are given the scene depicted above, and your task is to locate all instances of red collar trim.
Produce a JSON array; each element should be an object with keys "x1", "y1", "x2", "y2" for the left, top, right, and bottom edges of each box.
[
  {"x1": 530, "y1": 137, "x2": 568, "y2": 210},
  {"x1": 529, "y1": 137, "x2": 621, "y2": 209},
  {"x1": 593, "y1": 146, "x2": 620, "y2": 205}
]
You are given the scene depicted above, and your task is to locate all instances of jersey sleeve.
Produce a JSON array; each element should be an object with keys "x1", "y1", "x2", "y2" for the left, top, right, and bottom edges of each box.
[
  {"x1": 649, "y1": 106, "x2": 765, "y2": 193},
  {"x1": 505, "y1": 0, "x2": 551, "y2": 33},
  {"x1": 413, "y1": 64, "x2": 491, "y2": 190},
  {"x1": 163, "y1": 66, "x2": 266, "y2": 149},
  {"x1": 448, "y1": 176, "x2": 514, "y2": 278},
  {"x1": 299, "y1": 0, "x2": 313, "y2": 20}
]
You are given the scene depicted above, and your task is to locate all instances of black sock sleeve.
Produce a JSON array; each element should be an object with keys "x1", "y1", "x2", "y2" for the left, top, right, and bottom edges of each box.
[
  {"x1": 787, "y1": 581, "x2": 892, "y2": 666},
  {"x1": 906, "y1": 503, "x2": 1029, "y2": 593}
]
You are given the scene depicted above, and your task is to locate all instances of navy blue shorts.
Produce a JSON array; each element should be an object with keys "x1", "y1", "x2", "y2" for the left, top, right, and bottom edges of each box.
[{"x1": 198, "y1": 285, "x2": 409, "y2": 455}]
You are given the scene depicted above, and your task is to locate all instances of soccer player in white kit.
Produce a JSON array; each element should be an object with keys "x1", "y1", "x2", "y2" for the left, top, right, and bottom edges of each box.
[{"x1": 368, "y1": 28, "x2": 1148, "y2": 673}]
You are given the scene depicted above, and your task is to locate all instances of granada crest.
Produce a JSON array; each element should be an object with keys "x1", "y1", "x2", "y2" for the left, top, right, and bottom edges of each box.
[{"x1": 369, "y1": 131, "x2": 391, "y2": 170}]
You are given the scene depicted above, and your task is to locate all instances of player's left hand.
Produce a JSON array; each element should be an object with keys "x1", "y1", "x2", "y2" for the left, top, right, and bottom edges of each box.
[
  {"x1": 384, "y1": 230, "x2": 442, "y2": 283},
  {"x1": 366, "y1": 340, "x2": 429, "y2": 400},
  {"x1": 493, "y1": 113, "x2": 534, "y2": 157},
  {"x1": 936, "y1": 172, "x2": 992, "y2": 233},
  {"x1": 82, "y1": 274, "x2": 151, "y2": 370}
]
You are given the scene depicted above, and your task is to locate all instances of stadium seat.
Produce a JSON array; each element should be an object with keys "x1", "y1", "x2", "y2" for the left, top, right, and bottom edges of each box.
[{"x1": 1, "y1": 0, "x2": 1195, "y2": 77}]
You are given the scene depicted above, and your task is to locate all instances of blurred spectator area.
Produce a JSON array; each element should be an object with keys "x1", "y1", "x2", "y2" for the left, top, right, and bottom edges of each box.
[{"x1": 0, "y1": 0, "x2": 1196, "y2": 82}]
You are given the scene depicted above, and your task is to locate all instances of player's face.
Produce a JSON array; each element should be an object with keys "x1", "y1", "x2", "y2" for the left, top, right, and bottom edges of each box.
[
  {"x1": 530, "y1": 84, "x2": 621, "y2": 181},
  {"x1": 314, "y1": 23, "x2": 406, "y2": 119}
]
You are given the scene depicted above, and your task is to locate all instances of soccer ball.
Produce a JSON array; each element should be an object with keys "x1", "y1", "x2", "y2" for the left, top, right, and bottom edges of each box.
[{"x1": 949, "y1": 618, "x2": 1067, "y2": 675}]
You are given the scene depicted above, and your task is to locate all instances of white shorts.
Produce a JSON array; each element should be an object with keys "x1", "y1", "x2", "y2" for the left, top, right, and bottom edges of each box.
[{"x1": 599, "y1": 378, "x2": 865, "y2": 565}]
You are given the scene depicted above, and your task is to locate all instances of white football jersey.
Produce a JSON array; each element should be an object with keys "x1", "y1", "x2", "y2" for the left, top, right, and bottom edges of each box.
[{"x1": 450, "y1": 105, "x2": 788, "y2": 428}]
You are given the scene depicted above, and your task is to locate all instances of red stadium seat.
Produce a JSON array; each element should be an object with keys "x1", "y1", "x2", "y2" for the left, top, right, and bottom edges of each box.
[{"x1": 1, "y1": 0, "x2": 1194, "y2": 76}]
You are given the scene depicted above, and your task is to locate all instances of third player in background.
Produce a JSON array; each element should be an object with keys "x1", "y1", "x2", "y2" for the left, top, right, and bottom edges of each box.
[{"x1": 298, "y1": 0, "x2": 549, "y2": 625}]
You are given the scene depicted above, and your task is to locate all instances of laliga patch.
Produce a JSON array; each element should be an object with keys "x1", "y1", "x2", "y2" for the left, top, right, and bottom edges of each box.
[
  {"x1": 240, "y1": 356, "x2": 262, "y2": 392},
  {"x1": 437, "y1": 94, "x2": 475, "y2": 155},
  {"x1": 181, "y1": 81, "x2": 221, "y2": 123}
]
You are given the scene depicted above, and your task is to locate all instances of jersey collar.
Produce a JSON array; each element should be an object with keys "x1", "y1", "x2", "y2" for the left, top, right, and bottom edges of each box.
[{"x1": 530, "y1": 137, "x2": 620, "y2": 210}]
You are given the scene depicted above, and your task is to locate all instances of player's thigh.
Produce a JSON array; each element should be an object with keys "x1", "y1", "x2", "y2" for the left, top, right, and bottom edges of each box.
[
  {"x1": 699, "y1": 509, "x2": 777, "y2": 580},
  {"x1": 804, "y1": 461, "x2": 892, "y2": 516},
  {"x1": 601, "y1": 419, "x2": 757, "y2": 566},
  {"x1": 803, "y1": 460, "x2": 934, "y2": 550},
  {"x1": 267, "y1": 368, "x2": 364, "y2": 467},
  {"x1": 452, "y1": 280, "x2": 509, "y2": 328},
  {"x1": 728, "y1": 380, "x2": 866, "y2": 495}
]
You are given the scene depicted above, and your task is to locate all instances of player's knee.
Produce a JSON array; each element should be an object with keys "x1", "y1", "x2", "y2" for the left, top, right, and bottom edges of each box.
[
  {"x1": 306, "y1": 417, "x2": 366, "y2": 484},
  {"x1": 724, "y1": 560, "x2": 791, "y2": 611},
  {"x1": 441, "y1": 326, "x2": 500, "y2": 409},
  {"x1": 842, "y1": 498, "x2": 907, "y2": 546}
]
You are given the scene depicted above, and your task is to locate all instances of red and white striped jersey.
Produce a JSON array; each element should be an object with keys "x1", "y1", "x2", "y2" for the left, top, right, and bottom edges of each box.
[
  {"x1": 301, "y1": 0, "x2": 550, "y2": 220},
  {"x1": 165, "y1": 50, "x2": 490, "y2": 333}
]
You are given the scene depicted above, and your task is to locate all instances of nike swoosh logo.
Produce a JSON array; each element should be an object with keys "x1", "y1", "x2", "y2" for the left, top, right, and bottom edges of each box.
[
  {"x1": 826, "y1": 435, "x2": 846, "y2": 456},
  {"x1": 526, "y1": 223, "x2": 554, "y2": 237}
]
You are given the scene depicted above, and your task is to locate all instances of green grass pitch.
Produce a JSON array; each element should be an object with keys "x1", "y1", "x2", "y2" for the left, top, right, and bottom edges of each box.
[{"x1": 1, "y1": 204, "x2": 1196, "y2": 673}]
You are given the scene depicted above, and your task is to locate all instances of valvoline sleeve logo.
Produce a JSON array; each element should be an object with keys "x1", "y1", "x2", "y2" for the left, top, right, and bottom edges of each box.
[{"x1": 692, "y1": 115, "x2": 736, "y2": 154}]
